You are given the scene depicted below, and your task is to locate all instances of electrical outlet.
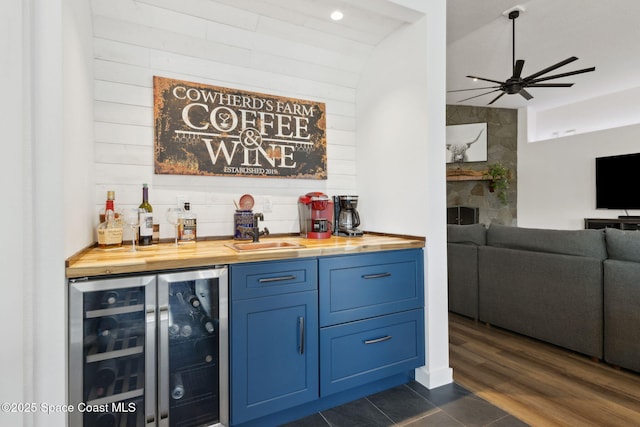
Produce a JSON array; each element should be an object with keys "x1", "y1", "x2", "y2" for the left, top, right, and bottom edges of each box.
[{"x1": 263, "y1": 196, "x2": 273, "y2": 213}]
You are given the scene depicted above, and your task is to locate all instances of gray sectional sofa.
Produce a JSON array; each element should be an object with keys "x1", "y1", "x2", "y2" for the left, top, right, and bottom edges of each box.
[{"x1": 447, "y1": 223, "x2": 640, "y2": 373}]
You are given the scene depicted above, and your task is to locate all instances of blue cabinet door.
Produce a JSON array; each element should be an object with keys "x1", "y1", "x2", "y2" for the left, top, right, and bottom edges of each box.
[{"x1": 230, "y1": 291, "x2": 318, "y2": 424}]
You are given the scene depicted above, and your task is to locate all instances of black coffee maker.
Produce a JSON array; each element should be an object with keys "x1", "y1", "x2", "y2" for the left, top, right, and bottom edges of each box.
[{"x1": 333, "y1": 195, "x2": 363, "y2": 237}]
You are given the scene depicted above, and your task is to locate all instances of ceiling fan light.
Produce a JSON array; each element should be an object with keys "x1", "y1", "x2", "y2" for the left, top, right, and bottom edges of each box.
[{"x1": 330, "y1": 10, "x2": 344, "y2": 21}]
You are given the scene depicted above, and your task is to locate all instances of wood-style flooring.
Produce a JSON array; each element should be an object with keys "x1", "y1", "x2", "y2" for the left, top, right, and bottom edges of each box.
[{"x1": 449, "y1": 313, "x2": 640, "y2": 427}]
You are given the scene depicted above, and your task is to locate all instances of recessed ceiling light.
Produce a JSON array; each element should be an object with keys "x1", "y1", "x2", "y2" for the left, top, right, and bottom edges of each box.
[{"x1": 330, "y1": 10, "x2": 344, "y2": 21}]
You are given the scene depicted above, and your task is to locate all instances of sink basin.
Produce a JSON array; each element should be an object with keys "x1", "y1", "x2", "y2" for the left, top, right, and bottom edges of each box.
[{"x1": 226, "y1": 241, "x2": 305, "y2": 252}]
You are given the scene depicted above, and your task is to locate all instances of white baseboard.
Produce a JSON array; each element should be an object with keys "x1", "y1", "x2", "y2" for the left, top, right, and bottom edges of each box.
[{"x1": 414, "y1": 365, "x2": 453, "y2": 389}]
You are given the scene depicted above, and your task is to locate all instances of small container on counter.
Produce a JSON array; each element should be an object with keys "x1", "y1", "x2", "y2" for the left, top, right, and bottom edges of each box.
[{"x1": 234, "y1": 210, "x2": 254, "y2": 240}]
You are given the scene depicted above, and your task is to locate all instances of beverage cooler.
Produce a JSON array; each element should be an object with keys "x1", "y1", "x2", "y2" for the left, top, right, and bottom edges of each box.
[{"x1": 68, "y1": 267, "x2": 228, "y2": 427}]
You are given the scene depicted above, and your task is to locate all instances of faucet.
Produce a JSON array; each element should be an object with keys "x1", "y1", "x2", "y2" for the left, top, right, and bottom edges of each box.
[{"x1": 237, "y1": 213, "x2": 269, "y2": 242}]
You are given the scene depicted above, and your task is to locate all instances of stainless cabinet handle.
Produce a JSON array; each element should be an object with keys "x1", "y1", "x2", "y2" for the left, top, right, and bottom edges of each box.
[
  {"x1": 298, "y1": 316, "x2": 305, "y2": 355},
  {"x1": 364, "y1": 335, "x2": 392, "y2": 345},
  {"x1": 362, "y1": 272, "x2": 391, "y2": 280},
  {"x1": 259, "y1": 275, "x2": 297, "y2": 283}
]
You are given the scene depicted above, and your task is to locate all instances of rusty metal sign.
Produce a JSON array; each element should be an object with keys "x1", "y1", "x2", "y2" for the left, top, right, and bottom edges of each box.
[{"x1": 153, "y1": 76, "x2": 327, "y2": 179}]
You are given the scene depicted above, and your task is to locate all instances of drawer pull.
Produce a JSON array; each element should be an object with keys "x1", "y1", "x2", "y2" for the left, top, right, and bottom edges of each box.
[
  {"x1": 364, "y1": 335, "x2": 392, "y2": 345},
  {"x1": 258, "y1": 275, "x2": 297, "y2": 283},
  {"x1": 298, "y1": 316, "x2": 305, "y2": 355},
  {"x1": 362, "y1": 272, "x2": 391, "y2": 280}
]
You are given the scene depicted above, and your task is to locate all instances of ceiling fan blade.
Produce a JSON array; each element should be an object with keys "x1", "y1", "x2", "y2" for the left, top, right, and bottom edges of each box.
[
  {"x1": 488, "y1": 92, "x2": 506, "y2": 105},
  {"x1": 458, "y1": 89, "x2": 503, "y2": 103},
  {"x1": 467, "y1": 75, "x2": 505, "y2": 85},
  {"x1": 519, "y1": 89, "x2": 533, "y2": 100},
  {"x1": 513, "y1": 59, "x2": 525, "y2": 78},
  {"x1": 528, "y1": 67, "x2": 596, "y2": 84},
  {"x1": 523, "y1": 56, "x2": 578, "y2": 81},
  {"x1": 526, "y1": 83, "x2": 574, "y2": 88},
  {"x1": 448, "y1": 85, "x2": 502, "y2": 93}
]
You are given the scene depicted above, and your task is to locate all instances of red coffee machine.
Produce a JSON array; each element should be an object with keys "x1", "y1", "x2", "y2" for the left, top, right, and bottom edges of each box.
[{"x1": 298, "y1": 192, "x2": 334, "y2": 239}]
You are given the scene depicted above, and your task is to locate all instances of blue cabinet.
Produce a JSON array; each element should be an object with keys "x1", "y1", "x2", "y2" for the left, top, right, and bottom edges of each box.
[
  {"x1": 319, "y1": 249, "x2": 425, "y2": 396},
  {"x1": 230, "y1": 249, "x2": 425, "y2": 426},
  {"x1": 230, "y1": 259, "x2": 318, "y2": 425}
]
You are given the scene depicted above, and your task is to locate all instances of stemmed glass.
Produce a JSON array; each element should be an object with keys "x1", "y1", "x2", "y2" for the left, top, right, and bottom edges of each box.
[
  {"x1": 122, "y1": 208, "x2": 140, "y2": 252},
  {"x1": 166, "y1": 207, "x2": 184, "y2": 246}
]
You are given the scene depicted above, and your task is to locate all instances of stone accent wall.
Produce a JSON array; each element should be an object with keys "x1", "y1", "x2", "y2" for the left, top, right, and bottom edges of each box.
[{"x1": 446, "y1": 105, "x2": 517, "y2": 225}]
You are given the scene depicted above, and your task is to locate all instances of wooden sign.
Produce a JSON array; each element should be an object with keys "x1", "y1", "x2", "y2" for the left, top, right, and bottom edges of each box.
[{"x1": 153, "y1": 76, "x2": 327, "y2": 179}]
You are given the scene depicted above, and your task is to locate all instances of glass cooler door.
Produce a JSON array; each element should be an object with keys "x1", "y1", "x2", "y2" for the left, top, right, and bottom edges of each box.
[
  {"x1": 69, "y1": 275, "x2": 157, "y2": 427},
  {"x1": 158, "y1": 268, "x2": 228, "y2": 427}
]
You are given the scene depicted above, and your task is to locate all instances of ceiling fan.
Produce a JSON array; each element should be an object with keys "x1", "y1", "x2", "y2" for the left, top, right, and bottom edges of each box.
[{"x1": 450, "y1": 8, "x2": 596, "y2": 105}]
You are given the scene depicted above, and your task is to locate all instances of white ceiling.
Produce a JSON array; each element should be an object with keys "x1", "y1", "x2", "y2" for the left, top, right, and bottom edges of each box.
[
  {"x1": 216, "y1": 0, "x2": 640, "y2": 113},
  {"x1": 211, "y1": 0, "x2": 423, "y2": 46},
  {"x1": 447, "y1": 0, "x2": 640, "y2": 111}
]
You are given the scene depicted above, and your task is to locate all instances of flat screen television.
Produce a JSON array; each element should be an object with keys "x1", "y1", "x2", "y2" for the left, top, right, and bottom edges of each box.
[{"x1": 596, "y1": 152, "x2": 640, "y2": 209}]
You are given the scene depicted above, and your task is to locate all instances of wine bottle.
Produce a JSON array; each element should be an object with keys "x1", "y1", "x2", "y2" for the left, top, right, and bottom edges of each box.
[
  {"x1": 171, "y1": 373, "x2": 185, "y2": 400},
  {"x1": 178, "y1": 202, "x2": 197, "y2": 243},
  {"x1": 181, "y1": 287, "x2": 201, "y2": 308},
  {"x1": 199, "y1": 313, "x2": 216, "y2": 335},
  {"x1": 101, "y1": 290, "x2": 119, "y2": 307},
  {"x1": 94, "y1": 358, "x2": 117, "y2": 397},
  {"x1": 180, "y1": 322, "x2": 193, "y2": 338},
  {"x1": 170, "y1": 306, "x2": 194, "y2": 337},
  {"x1": 168, "y1": 310, "x2": 180, "y2": 337},
  {"x1": 97, "y1": 191, "x2": 123, "y2": 249},
  {"x1": 194, "y1": 338, "x2": 214, "y2": 363},
  {"x1": 97, "y1": 317, "x2": 118, "y2": 352},
  {"x1": 138, "y1": 183, "x2": 153, "y2": 246},
  {"x1": 94, "y1": 412, "x2": 117, "y2": 427}
]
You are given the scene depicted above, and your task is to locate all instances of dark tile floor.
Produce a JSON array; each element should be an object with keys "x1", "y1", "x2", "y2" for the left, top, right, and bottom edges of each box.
[{"x1": 281, "y1": 381, "x2": 529, "y2": 427}]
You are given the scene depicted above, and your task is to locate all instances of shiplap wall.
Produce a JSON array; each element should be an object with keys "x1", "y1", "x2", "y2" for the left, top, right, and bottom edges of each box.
[{"x1": 92, "y1": 0, "x2": 369, "y2": 238}]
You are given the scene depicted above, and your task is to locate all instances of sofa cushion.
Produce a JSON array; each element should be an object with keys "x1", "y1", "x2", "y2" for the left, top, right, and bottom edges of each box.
[
  {"x1": 603, "y1": 259, "x2": 640, "y2": 372},
  {"x1": 486, "y1": 224, "x2": 607, "y2": 260},
  {"x1": 605, "y1": 228, "x2": 640, "y2": 263},
  {"x1": 447, "y1": 243, "x2": 479, "y2": 319},
  {"x1": 479, "y1": 245, "x2": 603, "y2": 358},
  {"x1": 447, "y1": 224, "x2": 486, "y2": 246}
]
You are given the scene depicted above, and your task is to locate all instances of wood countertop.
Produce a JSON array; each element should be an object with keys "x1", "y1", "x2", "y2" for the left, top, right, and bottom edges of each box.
[{"x1": 66, "y1": 233, "x2": 425, "y2": 279}]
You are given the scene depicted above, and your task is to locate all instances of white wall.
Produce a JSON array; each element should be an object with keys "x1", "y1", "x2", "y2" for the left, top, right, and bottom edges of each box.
[
  {"x1": 64, "y1": 0, "x2": 96, "y2": 255},
  {"x1": 0, "y1": 1, "x2": 94, "y2": 426},
  {"x1": 1, "y1": 1, "x2": 30, "y2": 425},
  {"x1": 519, "y1": 114, "x2": 640, "y2": 230},
  {"x1": 531, "y1": 87, "x2": 640, "y2": 142},
  {"x1": 357, "y1": 0, "x2": 452, "y2": 388},
  {"x1": 91, "y1": 0, "x2": 364, "y2": 238}
]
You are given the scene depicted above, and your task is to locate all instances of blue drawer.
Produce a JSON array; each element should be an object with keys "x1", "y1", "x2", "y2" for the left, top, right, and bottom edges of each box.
[
  {"x1": 231, "y1": 258, "x2": 317, "y2": 300},
  {"x1": 319, "y1": 249, "x2": 424, "y2": 326},
  {"x1": 320, "y1": 308, "x2": 425, "y2": 396}
]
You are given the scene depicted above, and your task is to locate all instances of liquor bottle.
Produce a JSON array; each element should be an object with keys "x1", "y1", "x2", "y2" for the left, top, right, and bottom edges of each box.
[
  {"x1": 138, "y1": 183, "x2": 153, "y2": 246},
  {"x1": 98, "y1": 191, "x2": 120, "y2": 223},
  {"x1": 178, "y1": 202, "x2": 197, "y2": 243},
  {"x1": 97, "y1": 191, "x2": 123, "y2": 249}
]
